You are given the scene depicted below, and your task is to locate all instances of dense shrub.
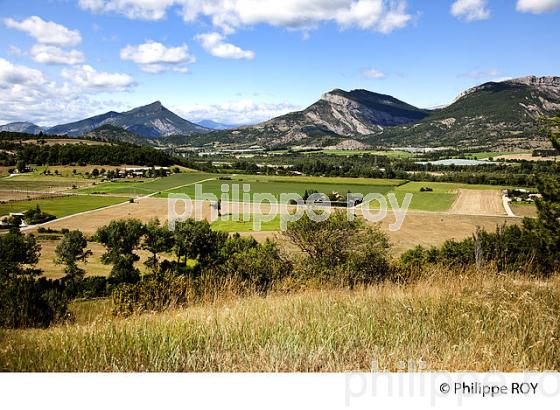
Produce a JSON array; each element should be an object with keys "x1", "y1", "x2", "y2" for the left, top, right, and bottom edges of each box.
[
  {"x1": 112, "y1": 275, "x2": 196, "y2": 316},
  {"x1": 215, "y1": 239, "x2": 293, "y2": 293},
  {"x1": 285, "y1": 212, "x2": 393, "y2": 286},
  {"x1": 0, "y1": 278, "x2": 70, "y2": 328},
  {"x1": 23, "y1": 205, "x2": 56, "y2": 225}
]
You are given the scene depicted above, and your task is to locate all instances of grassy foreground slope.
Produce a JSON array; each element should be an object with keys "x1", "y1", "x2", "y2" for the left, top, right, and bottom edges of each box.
[{"x1": 1, "y1": 270, "x2": 558, "y2": 372}]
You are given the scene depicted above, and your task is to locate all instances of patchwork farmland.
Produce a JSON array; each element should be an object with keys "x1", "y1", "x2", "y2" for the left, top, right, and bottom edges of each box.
[{"x1": 0, "y1": 168, "x2": 522, "y2": 280}]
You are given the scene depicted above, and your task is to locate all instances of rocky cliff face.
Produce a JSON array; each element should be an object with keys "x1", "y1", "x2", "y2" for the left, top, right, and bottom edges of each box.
[{"x1": 209, "y1": 89, "x2": 429, "y2": 147}]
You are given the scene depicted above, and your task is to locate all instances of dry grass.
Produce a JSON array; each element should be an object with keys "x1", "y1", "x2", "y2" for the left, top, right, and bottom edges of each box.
[
  {"x1": 511, "y1": 203, "x2": 538, "y2": 218},
  {"x1": 1, "y1": 268, "x2": 558, "y2": 372},
  {"x1": 448, "y1": 189, "x2": 505, "y2": 216}
]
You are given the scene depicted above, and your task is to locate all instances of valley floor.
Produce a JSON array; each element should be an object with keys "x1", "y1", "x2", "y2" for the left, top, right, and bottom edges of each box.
[{"x1": 1, "y1": 269, "x2": 558, "y2": 372}]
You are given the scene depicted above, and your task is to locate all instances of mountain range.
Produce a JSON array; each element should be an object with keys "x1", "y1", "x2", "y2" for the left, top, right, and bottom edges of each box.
[
  {"x1": 196, "y1": 120, "x2": 243, "y2": 130},
  {"x1": 2, "y1": 75, "x2": 559, "y2": 149},
  {"x1": 372, "y1": 76, "x2": 560, "y2": 150},
  {"x1": 0, "y1": 121, "x2": 45, "y2": 134},
  {"x1": 47, "y1": 101, "x2": 209, "y2": 138}
]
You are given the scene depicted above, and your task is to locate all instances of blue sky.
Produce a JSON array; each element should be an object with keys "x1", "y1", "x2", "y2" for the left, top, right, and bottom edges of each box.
[{"x1": 0, "y1": 0, "x2": 559, "y2": 126}]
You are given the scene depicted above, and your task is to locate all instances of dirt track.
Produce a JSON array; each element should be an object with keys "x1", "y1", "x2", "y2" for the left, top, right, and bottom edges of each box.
[{"x1": 448, "y1": 189, "x2": 505, "y2": 216}]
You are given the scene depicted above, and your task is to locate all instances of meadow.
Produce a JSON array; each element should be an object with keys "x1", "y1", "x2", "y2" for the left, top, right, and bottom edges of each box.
[
  {"x1": 0, "y1": 195, "x2": 128, "y2": 218},
  {"x1": 77, "y1": 172, "x2": 216, "y2": 196},
  {"x1": 211, "y1": 214, "x2": 282, "y2": 232},
  {"x1": 1, "y1": 268, "x2": 558, "y2": 372},
  {"x1": 160, "y1": 176, "x2": 472, "y2": 213}
]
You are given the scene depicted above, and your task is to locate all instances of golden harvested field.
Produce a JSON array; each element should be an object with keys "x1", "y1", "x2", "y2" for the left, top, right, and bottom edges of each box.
[
  {"x1": 377, "y1": 212, "x2": 517, "y2": 254},
  {"x1": 448, "y1": 189, "x2": 505, "y2": 216},
  {"x1": 0, "y1": 190, "x2": 65, "y2": 202},
  {"x1": 27, "y1": 198, "x2": 184, "y2": 234},
  {"x1": 511, "y1": 202, "x2": 538, "y2": 218},
  {"x1": 493, "y1": 153, "x2": 560, "y2": 162}
]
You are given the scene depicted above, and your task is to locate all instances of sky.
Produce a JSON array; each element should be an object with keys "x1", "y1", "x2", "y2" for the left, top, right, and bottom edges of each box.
[{"x1": 0, "y1": 0, "x2": 559, "y2": 126}]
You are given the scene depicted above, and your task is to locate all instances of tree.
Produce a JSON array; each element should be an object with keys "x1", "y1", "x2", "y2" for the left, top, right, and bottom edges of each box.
[
  {"x1": 0, "y1": 229, "x2": 68, "y2": 329},
  {"x1": 284, "y1": 211, "x2": 361, "y2": 267},
  {"x1": 217, "y1": 239, "x2": 292, "y2": 293},
  {"x1": 0, "y1": 227, "x2": 41, "y2": 281},
  {"x1": 95, "y1": 219, "x2": 145, "y2": 284},
  {"x1": 284, "y1": 211, "x2": 391, "y2": 285},
  {"x1": 522, "y1": 113, "x2": 560, "y2": 273},
  {"x1": 55, "y1": 230, "x2": 92, "y2": 281},
  {"x1": 92, "y1": 168, "x2": 100, "y2": 177},
  {"x1": 142, "y1": 218, "x2": 174, "y2": 277},
  {"x1": 174, "y1": 219, "x2": 227, "y2": 270},
  {"x1": 16, "y1": 160, "x2": 27, "y2": 173}
]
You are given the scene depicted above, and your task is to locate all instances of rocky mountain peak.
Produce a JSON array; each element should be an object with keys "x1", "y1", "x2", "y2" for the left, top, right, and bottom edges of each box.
[{"x1": 508, "y1": 76, "x2": 560, "y2": 87}]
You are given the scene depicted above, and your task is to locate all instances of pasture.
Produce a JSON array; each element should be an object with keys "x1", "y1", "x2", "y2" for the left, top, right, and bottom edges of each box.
[
  {"x1": 77, "y1": 172, "x2": 216, "y2": 196},
  {"x1": 159, "y1": 177, "x2": 485, "y2": 213},
  {"x1": 0, "y1": 195, "x2": 128, "y2": 218}
]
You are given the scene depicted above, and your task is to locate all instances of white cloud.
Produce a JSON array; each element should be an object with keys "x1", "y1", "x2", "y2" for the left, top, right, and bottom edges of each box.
[
  {"x1": 79, "y1": 0, "x2": 412, "y2": 34},
  {"x1": 3, "y1": 16, "x2": 81, "y2": 47},
  {"x1": 61, "y1": 65, "x2": 136, "y2": 91},
  {"x1": 0, "y1": 58, "x2": 136, "y2": 125},
  {"x1": 195, "y1": 33, "x2": 255, "y2": 60},
  {"x1": 78, "y1": 0, "x2": 176, "y2": 20},
  {"x1": 451, "y1": 0, "x2": 490, "y2": 22},
  {"x1": 29, "y1": 45, "x2": 85, "y2": 65},
  {"x1": 363, "y1": 68, "x2": 386, "y2": 79},
  {"x1": 120, "y1": 41, "x2": 196, "y2": 73},
  {"x1": 181, "y1": 0, "x2": 412, "y2": 34},
  {"x1": 516, "y1": 0, "x2": 560, "y2": 13},
  {"x1": 0, "y1": 57, "x2": 46, "y2": 88},
  {"x1": 173, "y1": 100, "x2": 302, "y2": 124}
]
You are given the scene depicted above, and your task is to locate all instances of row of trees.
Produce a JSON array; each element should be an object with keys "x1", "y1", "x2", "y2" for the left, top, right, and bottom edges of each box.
[
  {"x1": 0, "y1": 210, "x2": 397, "y2": 326},
  {"x1": 205, "y1": 152, "x2": 559, "y2": 187}
]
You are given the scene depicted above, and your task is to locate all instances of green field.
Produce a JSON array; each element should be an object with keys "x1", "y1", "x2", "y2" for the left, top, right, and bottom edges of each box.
[
  {"x1": 0, "y1": 195, "x2": 128, "y2": 218},
  {"x1": 163, "y1": 178, "x2": 396, "y2": 200},
  {"x1": 2, "y1": 172, "x2": 506, "y2": 218},
  {"x1": 212, "y1": 215, "x2": 282, "y2": 232},
  {"x1": 78, "y1": 172, "x2": 216, "y2": 196},
  {"x1": 160, "y1": 176, "x2": 467, "y2": 212},
  {"x1": 161, "y1": 174, "x2": 403, "y2": 197}
]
